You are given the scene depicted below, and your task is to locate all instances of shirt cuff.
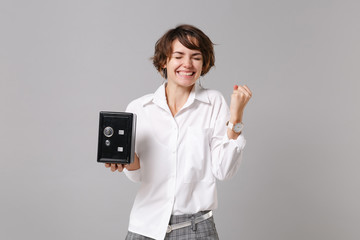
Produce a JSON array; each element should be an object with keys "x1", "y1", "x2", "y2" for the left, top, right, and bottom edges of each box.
[
  {"x1": 123, "y1": 168, "x2": 141, "y2": 183},
  {"x1": 223, "y1": 133, "x2": 246, "y2": 150}
]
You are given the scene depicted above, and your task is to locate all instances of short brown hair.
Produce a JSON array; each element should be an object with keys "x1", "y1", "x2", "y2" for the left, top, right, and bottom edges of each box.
[{"x1": 152, "y1": 24, "x2": 215, "y2": 78}]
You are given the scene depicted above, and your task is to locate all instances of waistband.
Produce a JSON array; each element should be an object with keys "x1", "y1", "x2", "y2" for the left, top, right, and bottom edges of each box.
[
  {"x1": 169, "y1": 210, "x2": 211, "y2": 224},
  {"x1": 167, "y1": 211, "x2": 213, "y2": 233}
]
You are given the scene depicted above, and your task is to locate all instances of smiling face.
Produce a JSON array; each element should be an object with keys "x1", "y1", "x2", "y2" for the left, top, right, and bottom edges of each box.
[{"x1": 164, "y1": 38, "x2": 203, "y2": 89}]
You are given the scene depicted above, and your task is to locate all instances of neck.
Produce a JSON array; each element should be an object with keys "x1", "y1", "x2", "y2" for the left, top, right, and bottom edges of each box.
[{"x1": 165, "y1": 81, "x2": 194, "y2": 116}]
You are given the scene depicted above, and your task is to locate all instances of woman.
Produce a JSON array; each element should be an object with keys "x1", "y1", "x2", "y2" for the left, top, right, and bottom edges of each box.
[{"x1": 105, "y1": 24, "x2": 252, "y2": 240}]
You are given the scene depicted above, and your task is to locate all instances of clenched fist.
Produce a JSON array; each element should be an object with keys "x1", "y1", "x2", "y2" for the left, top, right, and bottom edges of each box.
[{"x1": 228, "y1": 84, "x2": 252, "y2": 138}]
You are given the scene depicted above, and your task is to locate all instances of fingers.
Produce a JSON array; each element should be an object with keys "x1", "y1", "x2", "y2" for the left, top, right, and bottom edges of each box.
[
  {"x1": 236, "y1": 85, "x2": 251, "y2": 97},
  {"x1": 233, "y1": 84, "x2": 252, "y2": 98},
  {"x1": 104, "y1": 153, "x2": 140, "y2": 173},
  {"x1": 110, "y1": 163, "x2": 117, "y2": 172},
  {"x1": 117, "y1": 164, "x2": 124, "y2": 172},
  {"x1": 105, "y1": 163, "x2": 125, "y2": 173},
  {"x1": 243, "y1": 85, "x2": 252, "y2": 97}
]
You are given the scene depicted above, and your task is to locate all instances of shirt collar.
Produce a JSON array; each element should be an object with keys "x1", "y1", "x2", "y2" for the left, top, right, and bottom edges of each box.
[
  {"x1": 193, "y1": 83, "x2": 210, "y2": 104},
  {"x1": 141, "y1": 82, "x2": 210, "y2": 109}
]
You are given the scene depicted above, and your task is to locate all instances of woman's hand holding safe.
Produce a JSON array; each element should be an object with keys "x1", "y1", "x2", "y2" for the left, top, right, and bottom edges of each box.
[{"x1": 105, "y1": 153, "x2": 140, "y2": 172}]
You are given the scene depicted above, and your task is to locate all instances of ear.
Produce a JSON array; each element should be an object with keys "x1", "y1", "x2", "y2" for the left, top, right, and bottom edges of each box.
[{"x1": 163, "y1": 57, "x2": 170, "y2": 69}]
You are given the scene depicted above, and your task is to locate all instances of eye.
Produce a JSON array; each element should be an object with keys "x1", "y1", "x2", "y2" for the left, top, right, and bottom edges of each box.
[
  {"x1": 172, "y1": 55, "x2": 182, "y2": 59},
  {"x1": 193, "y1": 56, "x2": 202, "y2": 61},
  {"x1": 192, "y1": 54, "x2": 202, "y2": 61}
]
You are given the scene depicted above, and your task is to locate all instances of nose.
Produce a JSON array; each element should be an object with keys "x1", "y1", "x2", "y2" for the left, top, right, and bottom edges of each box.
[{"x1": 183, "y1": 57, "x2": 193, "y2": 68}]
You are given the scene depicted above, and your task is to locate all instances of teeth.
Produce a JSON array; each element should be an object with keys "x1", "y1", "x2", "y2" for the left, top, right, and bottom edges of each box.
[{"x1": 178, "y1": 72, "x2": 193, "y2": 76}]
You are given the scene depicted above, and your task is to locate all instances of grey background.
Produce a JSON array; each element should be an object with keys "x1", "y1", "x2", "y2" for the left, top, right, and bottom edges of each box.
[{"x1": 1, "y1": 0, "x2": 359, "y2": 239}]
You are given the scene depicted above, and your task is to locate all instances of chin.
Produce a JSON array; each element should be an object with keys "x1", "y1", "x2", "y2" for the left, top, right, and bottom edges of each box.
[
  {"x1": 177, "y1": 75, "x2": 199, "y2": 85},
  {"x1": 176, "y1": 79, "x2": 197, "y2": 88}
]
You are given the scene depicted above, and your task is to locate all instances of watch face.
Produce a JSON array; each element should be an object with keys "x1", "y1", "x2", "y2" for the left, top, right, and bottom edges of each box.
[{"x1": 233, "y1": 123, "x2": 243, "y2": 133}]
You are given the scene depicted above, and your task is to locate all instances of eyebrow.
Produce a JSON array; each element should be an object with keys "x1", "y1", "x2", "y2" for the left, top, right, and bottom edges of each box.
[{"x1": 173, "y1": 51, "x2": 202, "y2": 56}]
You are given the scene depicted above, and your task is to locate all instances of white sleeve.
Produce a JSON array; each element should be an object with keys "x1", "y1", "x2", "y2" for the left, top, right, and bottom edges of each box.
[
  {"x1": 210, "y1": 95, "x2": 246, "y2": 181},
  {"x1": 123, "y1": 101, "x2": 142, "y2": 183},
  {"x1": 123, "y1": 168, "x2": 141, "y2": 183}
]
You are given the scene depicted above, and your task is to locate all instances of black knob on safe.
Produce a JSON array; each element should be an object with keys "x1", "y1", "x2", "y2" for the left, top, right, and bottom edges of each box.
[{"x1": 104, "y1": 126, "x2": 114, "y2": 137}]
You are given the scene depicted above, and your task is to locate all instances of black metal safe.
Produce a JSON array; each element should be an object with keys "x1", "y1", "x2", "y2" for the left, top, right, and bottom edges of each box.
[{"x1": 97, "y1": 111, "x2": 136, "y2": 164}]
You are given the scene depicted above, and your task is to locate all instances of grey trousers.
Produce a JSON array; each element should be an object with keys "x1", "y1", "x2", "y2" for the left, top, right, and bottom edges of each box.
[{"x1": 125, "y1": 211, "x2": 219, "y2": 240}]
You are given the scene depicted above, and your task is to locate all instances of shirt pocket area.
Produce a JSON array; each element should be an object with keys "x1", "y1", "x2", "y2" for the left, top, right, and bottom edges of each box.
[{"x1": 183, "y1": 127, "x2": 215, "y2": 183}]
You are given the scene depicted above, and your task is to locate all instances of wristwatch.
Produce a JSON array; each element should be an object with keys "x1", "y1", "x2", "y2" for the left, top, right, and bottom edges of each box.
[{"x1": 226, "y1": 121, "x2": 244, "y2": 133}]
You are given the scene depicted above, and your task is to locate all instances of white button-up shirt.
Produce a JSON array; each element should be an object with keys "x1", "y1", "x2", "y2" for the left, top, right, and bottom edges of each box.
[{"x1": 124, "y1": 82, "x2": 246, "y2": 240}]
